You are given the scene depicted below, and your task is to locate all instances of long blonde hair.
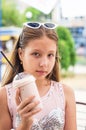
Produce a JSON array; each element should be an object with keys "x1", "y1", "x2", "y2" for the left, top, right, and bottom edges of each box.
[{"x1": 1, "y1": 25, "x2": 60, "y2": 87}]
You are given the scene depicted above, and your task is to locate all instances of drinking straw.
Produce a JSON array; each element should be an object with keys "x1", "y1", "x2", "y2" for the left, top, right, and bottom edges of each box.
[
  {"x1": 0, "y1": 51, "x2": 21, "y2": 78},
  {"x1": 0, "y1": 51, "x2": 15, "y2": 70}
]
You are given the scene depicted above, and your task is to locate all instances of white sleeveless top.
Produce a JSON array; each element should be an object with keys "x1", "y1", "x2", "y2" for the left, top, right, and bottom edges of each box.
[{"x1": 5, "y1": 80, "x2": 65, "y2": 130}]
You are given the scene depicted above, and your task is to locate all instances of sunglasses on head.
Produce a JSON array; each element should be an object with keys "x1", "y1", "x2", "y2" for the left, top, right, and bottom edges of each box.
[{"x1": 23, "y1": 22, "x2": 57, "y2": 29}]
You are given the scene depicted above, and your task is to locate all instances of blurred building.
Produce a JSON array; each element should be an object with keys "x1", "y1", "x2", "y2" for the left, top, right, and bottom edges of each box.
[
  {"x1": 0, "y1": 27, "x2": 21, "y2": 52},
  {"x1": 52, "y1": 0, "x2": 86, "y2": 49}
]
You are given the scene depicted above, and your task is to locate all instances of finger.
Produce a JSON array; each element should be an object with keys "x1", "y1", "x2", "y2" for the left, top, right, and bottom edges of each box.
[
  {"x1": 17, "y1": 95, "x2": 35, "y2": 110},
  {"x1": 18, "y1": 100, "x2": 40, "y2": 114},
  {"x1": 23, "y1": 107, "x2": 42, "y2": 118}
]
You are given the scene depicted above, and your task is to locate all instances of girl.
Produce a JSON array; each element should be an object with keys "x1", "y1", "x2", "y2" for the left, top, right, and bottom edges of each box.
[{"x1": 0, "y1": 22, "x2": 77, "y2": 130}]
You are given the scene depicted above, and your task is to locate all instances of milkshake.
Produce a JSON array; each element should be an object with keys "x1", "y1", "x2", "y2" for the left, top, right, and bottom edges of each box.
[{"x1": 13, "y1": 72, "x2": 43, "y2": 109}]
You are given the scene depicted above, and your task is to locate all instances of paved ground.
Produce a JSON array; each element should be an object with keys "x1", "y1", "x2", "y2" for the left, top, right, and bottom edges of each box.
[{"x1": 61, "y1": 74, "x2": 86, "y2": 90}]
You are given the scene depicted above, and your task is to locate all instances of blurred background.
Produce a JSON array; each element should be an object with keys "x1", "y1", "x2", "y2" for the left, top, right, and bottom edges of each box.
[{"x1": 0, "y1": 0, "x2": 86, "y2": 129}]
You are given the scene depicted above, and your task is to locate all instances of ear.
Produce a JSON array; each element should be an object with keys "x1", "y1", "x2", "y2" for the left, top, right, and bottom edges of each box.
[{"x1": 18, "y1": 48, "x2": 24, "y2": 61}]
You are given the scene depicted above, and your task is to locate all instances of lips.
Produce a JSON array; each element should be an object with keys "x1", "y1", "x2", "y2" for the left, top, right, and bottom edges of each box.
[{"x1": 36, "y1": 70, "x2": 47, "y2": 75}]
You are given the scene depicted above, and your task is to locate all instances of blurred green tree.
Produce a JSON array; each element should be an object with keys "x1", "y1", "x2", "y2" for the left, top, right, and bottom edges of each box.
[
  {"x1": 2, "y1": 1, "x2": 52, "y2": 26},
  {"x1": 24, "y1": 7, "x2": 51, "y2": 22},
  {"x1": 2, "y1": 0, "x2": 25, "y2": 26},
  {"x1": 58, "y1": 40, "x2": 70, "y2": 70},
  {"x1": 56, "y1": 26, "x2": 76, "y2": 70}
]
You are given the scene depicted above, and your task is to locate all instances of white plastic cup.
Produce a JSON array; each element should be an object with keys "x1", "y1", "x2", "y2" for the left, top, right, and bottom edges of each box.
[{"x1": 13, "y1": 72, "x2": 43, "y2": 109}]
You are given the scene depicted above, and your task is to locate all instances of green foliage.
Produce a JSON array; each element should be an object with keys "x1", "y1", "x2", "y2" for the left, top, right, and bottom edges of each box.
[
  {"x1": 58, "y1": 40, "x2": 70, "y2": 70},
  {"x1": 2, "y1": 1, "x2": 52, "y2": 26},
  {"x1": 2, "y1": 0, "x2": 25, "y2": 27},
  {"x1": 56, "y1": 26, "x2": 76, "y2": 70},
  {"x1": 24, "y1": 7, "x2": 51, "y2": 22},
  {"x1": 25, "y1": 7, "x2": 41, "y2": 21}
]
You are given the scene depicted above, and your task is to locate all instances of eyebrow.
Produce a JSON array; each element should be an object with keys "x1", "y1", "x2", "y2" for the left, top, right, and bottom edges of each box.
[{"x1": 32, "y1": 49, "x2": 56, "y2": 53}]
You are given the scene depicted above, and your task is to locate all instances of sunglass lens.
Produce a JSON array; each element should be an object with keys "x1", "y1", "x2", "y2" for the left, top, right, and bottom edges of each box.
[
  {"x1": 44, "y1": 23, "x2": 55, "y2": 28},
  {"x1": 27, "y1": 23, "x2": 39, "y2": 28}
]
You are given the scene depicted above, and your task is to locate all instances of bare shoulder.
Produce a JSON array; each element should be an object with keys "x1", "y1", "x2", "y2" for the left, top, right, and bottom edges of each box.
[
  {"x1": 62, "y1": 83, "x2": 75, "y2": 97},
  {"x1": 61, "y1": 84, "x2": 77, "y2": 130},
  {"x1": 0, "y1": 87, "x2": 6, "y2": 103},
  {"x1": 0, "y1": 87, "x2": 12, "y2": 130},
  {"x1": 62, "y1": 83, "x2": 75, "y2": 105},
  {"x1": 0, "y1": 86, "x2": 8, "y2": 115}
]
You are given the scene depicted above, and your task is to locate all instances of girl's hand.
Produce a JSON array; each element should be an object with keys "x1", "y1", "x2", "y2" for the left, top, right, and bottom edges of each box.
[{"x1": 15, "y1": 88, "x2": 41, "y2": 129}]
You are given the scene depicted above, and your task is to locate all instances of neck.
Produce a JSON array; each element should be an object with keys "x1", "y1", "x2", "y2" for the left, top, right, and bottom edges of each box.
[
  {"x1": 36, "y1": 78, "x2": 50, "y2": 88},
  {"x1": 36, "y1": 78, "x2": 51, "y2": 97}
]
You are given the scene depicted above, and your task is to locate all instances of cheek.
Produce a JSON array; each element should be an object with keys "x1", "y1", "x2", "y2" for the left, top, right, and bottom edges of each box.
[
  {"x1": 22, "y1": 57, "x2": 36, "y2": 71},
  {"x1": 49, "y1": 59, "x2": 55, "y2": 70}
]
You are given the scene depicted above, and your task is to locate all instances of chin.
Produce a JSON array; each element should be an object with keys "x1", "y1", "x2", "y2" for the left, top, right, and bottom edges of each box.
[{"x1": 36, "y1": 76, "x2": 46, "y2": 80}]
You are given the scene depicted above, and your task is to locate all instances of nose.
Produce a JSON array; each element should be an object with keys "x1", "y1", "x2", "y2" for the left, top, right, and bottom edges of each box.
[{"x1": 39, "y1": 57, "x2": 48, "y2": 67}]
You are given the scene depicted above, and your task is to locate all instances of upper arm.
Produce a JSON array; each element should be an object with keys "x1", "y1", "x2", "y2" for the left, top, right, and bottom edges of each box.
[
  {"x1": 63, "y1": 85, "x2": 77, "y2": 130},
  {"x1": 0, "y1": 87, "x2": 12, "y2": 130}
]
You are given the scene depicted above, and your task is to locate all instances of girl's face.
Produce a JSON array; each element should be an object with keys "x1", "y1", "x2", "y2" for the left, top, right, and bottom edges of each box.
[{"x1": 18, "y1": 36, "x2": 57, "y2": 80}]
